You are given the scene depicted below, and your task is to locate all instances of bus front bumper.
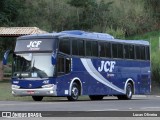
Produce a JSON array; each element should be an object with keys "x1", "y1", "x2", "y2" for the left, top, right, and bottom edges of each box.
[{"x1": 12, "y1": 85, "x2": 57, "y2": 96}]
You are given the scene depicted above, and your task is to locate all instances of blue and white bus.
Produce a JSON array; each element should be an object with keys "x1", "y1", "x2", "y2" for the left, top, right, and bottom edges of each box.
[{"x1": 3, "y1": 30, "x2": 151, "y2": 101}]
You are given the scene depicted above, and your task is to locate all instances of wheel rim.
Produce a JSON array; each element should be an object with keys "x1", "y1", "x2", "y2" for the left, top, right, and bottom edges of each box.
[
  {"x1": 72, "y1": 87, "x2": 78, "y2": 99},
  {"x1": 126, "y1": 85, "x2": 132, "y2": 98}
]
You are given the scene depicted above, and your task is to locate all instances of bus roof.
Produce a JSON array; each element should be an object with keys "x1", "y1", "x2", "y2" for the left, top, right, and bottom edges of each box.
[{"x1": 18, "y1": 30, "x2": 149, "y2": 45}]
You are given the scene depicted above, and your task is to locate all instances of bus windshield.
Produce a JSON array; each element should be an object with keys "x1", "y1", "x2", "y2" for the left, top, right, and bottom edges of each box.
[{"x1": 13, "y1": 53, "x2": 54, "y2": 78}]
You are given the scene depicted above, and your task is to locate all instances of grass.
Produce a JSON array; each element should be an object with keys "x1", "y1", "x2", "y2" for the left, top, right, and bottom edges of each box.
[{"x1": 0, "y1": 80, "x2": 33, "y2": 101}]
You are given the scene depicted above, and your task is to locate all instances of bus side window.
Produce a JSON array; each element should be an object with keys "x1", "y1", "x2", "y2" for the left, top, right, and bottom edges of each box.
[
  {"x1": 66, "y1": 58, "x2": 71, "y2": 73},
  {"x1": 112, "y1": 43, "x2": 117, "y2": 58},
  {"x1": 78, "y1": 40, "x2": 85, "y2": 56},
  {"x1": 72, "y1": 39, "x2": 84, "y2": 56},
  {"x1": 57, "y1": 57, "x2": 71, "y2": 76},
  {"x1": 92, "y1": 41, "x2": 98, "y2": 57},
  {"x1": 99, "y1": 42, "x2": 105, "y2": 57},
  {"x1": 86, "y1": 41, "x2": 98, "y2": 57},
  {"x1": 57, "y1": 57, "x2": 65, "y2": 75},
  {"x1": 141, "y1": 46, "x2": 145, "y2": 60},
  {"x1": 124, "y1": 45, "x2": 129, "y2": 59},
  {"x1": 117, "y1": 44, "x2": 123, "y2": 58},
  {"x1": 106, "y1": 42, "x2": 111, "y2": 58},
  {"x1": 135, "y1": 46, "x2": 141, "y2": 60},
  {"x1": 86, "y1": 41, "x2": 92, "y2": 56},
  {"x1": 129, "y1": 45, "x2": 135, "y2": 59},
  {"x1": 59, "y1": 39, "x2": 70, "y2": 55},
  {"x1": 72, "y1": 40, "x2": 78, "y2": 55},
  {"x1": 146, "y1": 46, "x2": 150, "y2": 60}
]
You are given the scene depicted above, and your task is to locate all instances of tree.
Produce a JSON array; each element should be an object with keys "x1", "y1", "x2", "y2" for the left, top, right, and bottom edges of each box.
[
  {"x1": 68, "y1": 0, "x2": 113, "y2": 31},
  {"x1": 0, "y1": 0, "x2": 20, "y2": 26}
]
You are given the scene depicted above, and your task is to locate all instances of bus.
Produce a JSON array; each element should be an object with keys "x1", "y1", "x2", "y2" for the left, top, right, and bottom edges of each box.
[{"x1": 3, "y1": 30, "x2": 151, "y2": 101}]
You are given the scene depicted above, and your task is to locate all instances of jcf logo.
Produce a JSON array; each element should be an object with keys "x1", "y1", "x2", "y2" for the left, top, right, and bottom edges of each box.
[
  {"x1": 27, "y1": 41, "x2": 42, "y2": 48},
  {"x1": 27, "y1": 41, "x2": 42, "y2": 50},
  {"x1": 98, "y1": 61, "x2": 116, "y2": 72}
]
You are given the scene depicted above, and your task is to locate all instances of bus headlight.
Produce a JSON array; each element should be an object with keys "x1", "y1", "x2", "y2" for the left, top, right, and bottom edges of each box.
[
  {"x1": 12, "y1": 85, "x2": 20, "y2": 89},
  {"x1": 42, "y1": 84, "x2": 54, "y2": 88}
]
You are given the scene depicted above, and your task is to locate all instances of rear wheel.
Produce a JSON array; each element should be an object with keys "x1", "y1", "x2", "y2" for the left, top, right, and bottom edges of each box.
[
  {"x1": 32, "y1": 96, "x2": 43, "y2": 101},
  {"x1": 67, "y1": 83, "x2": 79, "y2": 101},
  {"x1": 89, "y1": 95, "x2": 104, "y2": 100},
  {"x1": 117, "y1": 83, "x2": 133, "y2": 100}
]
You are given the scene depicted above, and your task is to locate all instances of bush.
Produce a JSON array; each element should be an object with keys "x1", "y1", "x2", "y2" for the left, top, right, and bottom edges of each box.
[{"x1": 106, "y1": 27, "x2": 125, "y2": 39}]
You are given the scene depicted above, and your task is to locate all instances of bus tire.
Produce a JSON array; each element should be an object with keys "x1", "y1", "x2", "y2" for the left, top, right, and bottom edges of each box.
[
  {"x1": 117, "y1": 83, "x2": 133, "y2": 100},
  {"x1": 32, "y1": 96, "x2": 43, "y2": 101},
  {"x1": 89, "y1": 95, "x2": 104, "y2": 100},
  {"x1": 67, "y1": 82, "x2": 79, "y2": 101}
]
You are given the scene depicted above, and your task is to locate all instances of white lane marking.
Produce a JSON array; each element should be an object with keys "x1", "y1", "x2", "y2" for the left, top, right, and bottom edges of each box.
[
  {"x1": 141, "y1": 107, "x2": 160, "y2": 110},
  {"x1": 0, "y1": 102, "x2": 67, "y2": 106},
  {"x1": 133, "y1": 95, "x2": 147, "y2": 98},
  {"x1": 88, "y1": 109, "x2": 119, "y2": 111},
  {"x1": 156, "y1": 96, "x2": 160, "y2": 97}
]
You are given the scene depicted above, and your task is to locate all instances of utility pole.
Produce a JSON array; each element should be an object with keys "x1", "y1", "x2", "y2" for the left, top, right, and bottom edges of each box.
[{"x1": 159, "y1": 37, "x2": 160, "y2": 50}]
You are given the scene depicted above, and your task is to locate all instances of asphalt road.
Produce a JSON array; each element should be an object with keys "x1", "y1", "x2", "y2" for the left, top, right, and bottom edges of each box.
[
  {"x1": 1, "y1": 95, "x2": 160, "y2": 111},
  {"x1": 1, "y1": 95, "x2": 160, "y2": 119}
]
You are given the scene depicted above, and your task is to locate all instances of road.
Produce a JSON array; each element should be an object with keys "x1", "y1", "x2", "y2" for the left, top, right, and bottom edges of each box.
[
  {"x1": 1, "y1": 95, "x2": 160, "y2": 119},
  {"x1": 1, "y1": 95, "x2": 160, "y2": 111}
]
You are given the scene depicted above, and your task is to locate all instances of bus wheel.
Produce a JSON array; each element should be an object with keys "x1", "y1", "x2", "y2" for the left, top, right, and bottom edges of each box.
[
  {"x1": 117, "y1": 83, "x2": 133, "y2": 100},
  {"x1": 67, "y1": 83, "x2": 79, "y2": 101},
  {"x1": 89, "y1": 95, "x2": 104, "y2": 100},
  {"x1": 32, "y1": 96, "x2": 43, "y2": 101}
]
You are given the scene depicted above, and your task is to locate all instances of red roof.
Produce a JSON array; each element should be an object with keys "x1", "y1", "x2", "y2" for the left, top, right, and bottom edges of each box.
[{"x1": 0, "y1": 27, "x2": 47, "y2": 37}]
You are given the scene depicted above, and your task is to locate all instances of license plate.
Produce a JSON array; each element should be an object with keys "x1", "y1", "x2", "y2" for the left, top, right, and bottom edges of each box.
[{"x1": 27, "y1": 91, "x2": 35, "y2": 94}]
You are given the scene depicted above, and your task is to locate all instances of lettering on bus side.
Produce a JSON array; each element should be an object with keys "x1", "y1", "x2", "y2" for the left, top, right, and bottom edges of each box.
[{"x1": 98, "y1": 61, "x2": 116, "y2": 72}]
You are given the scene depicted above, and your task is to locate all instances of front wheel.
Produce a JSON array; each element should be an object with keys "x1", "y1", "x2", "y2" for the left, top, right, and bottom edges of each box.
[
  {"x1": 32, "y1": 96, "x2": 43, "y2": 101},
  {"x1": 67, "y1": 83, "x2": 79, "y2": 101}
]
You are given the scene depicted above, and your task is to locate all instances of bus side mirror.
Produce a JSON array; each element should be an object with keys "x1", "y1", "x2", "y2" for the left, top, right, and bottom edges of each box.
[
  {"x1": 3, "y1": 50, "x2": 12, "y2": 65},
  {"x1": 51, "y1": 51, "x2": 57, "y2": 65}
]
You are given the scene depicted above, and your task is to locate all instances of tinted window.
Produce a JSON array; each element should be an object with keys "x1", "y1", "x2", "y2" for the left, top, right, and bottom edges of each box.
[
  {"x1": 86, "y1": 41, "x2": 92, "y2": 56},
  {"x1": 106, "y1": 43, "x2": 111, "y2": 58},
  {"x1": 57, "y1": 57, "x2": 65, "y2": 74},
  {"x1": 129, "y1": 45, "x2": 135, "y2": 59},
  {"x1": 141, "y1": 46, "x2": 145, "y2": 60},
  {"x1": 99, "y1": 42, "x2": 105, "y2": 57},
  {"x1": 117, "y1": 44, "x2": 123, "y2": 58},
  {"x1": 57, "y1": 57, "x2": 71, "y2": 76},
  {"x1": 92, "y1": 41, "x2": 98, "y2": 57},
  {"x1": 146, "y1": 46, "x2": 150, "y2": 60},
  {"x1": 124, "y1": 45, "x2": 129, "y2": 59},
  {"x1": 135, "y1": 46, "x2": 141, "y2": 59},
  {"x1": 124, "y1": 44, "x2": 135, "y2": 59},
  {"x1": 72, "y1": 40, "x2": 78, "y2": 55},
  {"x1": 72, "y1": 40, "x2": 85, "y2": 56},
  {"x1": 86, "y1": 41, "x2": 98, "y2": 57},
  {"x1": 99, "y1": 42, "x2": 111, "y2": 58},
  {"x1": 112, "y1": 44, "x2": 117, "y2": 58},
  {"x1": 59, "y1": 39, "x2": 70, "y2": 54},
  {"x1": 78, "y1": 40, "x2": 85, "y2": 56}
]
